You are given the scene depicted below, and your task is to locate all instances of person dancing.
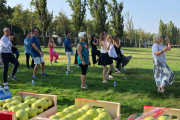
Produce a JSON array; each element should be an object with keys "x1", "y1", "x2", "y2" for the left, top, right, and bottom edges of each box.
[{"x1": 91, "y1": 35, "x2": 100, "y2": 68}]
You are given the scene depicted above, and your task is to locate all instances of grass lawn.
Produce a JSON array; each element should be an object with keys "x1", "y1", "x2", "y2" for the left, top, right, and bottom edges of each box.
[{"x1": 0, "y1": 46, "x2": 180, "y2": 120}]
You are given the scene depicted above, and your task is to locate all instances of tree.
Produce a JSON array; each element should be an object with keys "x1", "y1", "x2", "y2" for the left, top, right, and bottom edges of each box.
[
  {"x1": 108, "y1": 0, "x2": 124, "y2": 38},
  {"x1": 89, "y1": 0, "x2": 109, "y2": 35},
  {"x1": 159, "y1": 19, "x2": 167, "y2": 44},
  {"x1": 31, "y1": 0, "x2": 53, "y2": 47},
  {"x1": 66, "y1": 0, "x2": 87, "y2": 37},
  {"x1": 138, "y1": 27, "x2": 144, "y2": 48},
  {"x1": 86, "y1": 19, "x2": 94, "y2": 38},
  {"x1": 125, "y1": 12, "x2": 134, "y2": 48}
]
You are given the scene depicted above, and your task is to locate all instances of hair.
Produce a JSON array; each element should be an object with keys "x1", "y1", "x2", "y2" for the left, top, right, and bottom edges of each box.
[
  {"x1": 114, "y1": 36, "x2": 119, "y2": 42},
  {"x1": 49, "y1": 37, "x2": 55, "y2": 46},
  {"x1": 106, "y1": 34, "x2": 112, "y2": 42},
  {"x1": 78, "y1": 32, "x2": 86, "y2": 40},
  {"x1": 90, "y1": 35, "x2": 96, "y2": 45},
  {"x1": 99, "y1": 32, "x2": 106, "y2": 46},
  {"x1": 11, "y1": 33, "x2": 15, "y2": 36},
  {"x1": 66, "y1": 32, "x2": 70, "y2": 37},
  {"x1": 153, "y1": 34, "x2": 161, "y2": 43},
  {"x1": 27, "y1": 32, "x2": 30, "y2": 35},
  {"x1": 32, "y1": 28, "x2": 37, "y2": 33}
]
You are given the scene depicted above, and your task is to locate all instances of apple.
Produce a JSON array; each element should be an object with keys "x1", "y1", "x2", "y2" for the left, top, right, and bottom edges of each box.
[
  {"x1": 49, "y1": 115, "x2": 61, "y2": 119},
  {"x1": 145, "y1": 117, "x2": 156, "y2": 120},
  {"x1": 5, "y1": 99, "x2": 13, "y2": 103},
  {"x1": 78, "y1": 108, "x2": 87, "y2": 114},
  {"x1": 9, "y1": 106, "x2": 22, "y2": 112},
  {"x1": 82, "y1": 105, "x2": 91, "y2": 111},
  {"x1": 24, "y1": 96, "x2": 33, "y2": 101},
  {"x1": 25, "y1": 107, "x2": 37, "y2": 118},
  {"x1": 94, "y1": 116, "x2": 106, "y2": 120},
  {"x1": 36, "y1": 99, "x2": 48, "y2": 110},
  {"x1": 31, "y1": 98, "x2": 37, "y2": 102},
  {"x1": 73, "y1": 111, "x2": 83, "y2": 118},
  {"x1": 82, "y1": 114, "x2": 93, "y2": 120},
  {"x1": 0, "y1": 100, "x2": 6, "y2": 107},
  {"x1": 2, "y1": 109, "x2": 9, "y2": 111},
  {"x1": 77, "y1": 116, "x2": 89, "y2": 120},
  {"x1": 42, "y1": 97, "x2": 52, "y2": 107},
  {"x1": 96, "y1": 108, "x2": 107, "y2": 114},
  {"x1": 3, "y1": 103, "x2": 14, "y2": 109},
  {"x1": 69, "y1": 105, "x2": 79, "y2": 111},
  {"x1": 0, "y1": 107, "x2": 3, "y2": 110},
  {"x1": 66, "y1": 113, "x2": 77, "y2": 120},
  {"x1": 56, "y1": 111, "x2": 67, "y2": 117},
  {"x1": 18, "y1": 103, "x2": 29, "y2": 110},
  {"x1": 24, "y1": 99, "x2": 34, "y2": 107},
  {"x1": 63, "y1": 108, "x2": 74, "y2": 114},
  {"x1": 11, "y1": 100, "x2": 21, "y2": 106},
  {"x1": 158, "y1": 116, "x2": 170, "y2": 120},
  {"x1": 12, "y1": 96, "x2": 23, "y2": 102},
  {"x1": 16, "y1": 110, "x2": 28, "y2": 120},
  {"x1": 59, "y1": 117, "x2": 71, "y2": 120},
  {"x1": 86, "y1": 109, "x2": 99, "y2": 118},
  {"x1": 31, "y1": 102, "x2": 43, "y2": 114},
  {"x1": 98, "y1": 112, "x2": 111, "y2": 120}
]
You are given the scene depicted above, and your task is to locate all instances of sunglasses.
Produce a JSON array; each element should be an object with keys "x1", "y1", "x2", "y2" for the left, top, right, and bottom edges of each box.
[
  {"x1": 34, "y1": 31, "x2": 38, "y2": 32},
  {"x1": 160, "y1": 36, "x2": 163, "y2": 38},
  {"x1": 104, "y1": 33, "x2": 107, "y2": 35}
]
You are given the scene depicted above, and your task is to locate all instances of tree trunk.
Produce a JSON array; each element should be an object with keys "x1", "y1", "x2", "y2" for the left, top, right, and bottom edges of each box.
[
  {"x1": 139, "y1": 39, "x2": 141, "y2": 48},
  {"x1": 42, "y1": 31, "x2": 47, "y2": 47},
  {"x1": 148, "y1": 37, "x2": 149, "y2": 48}
]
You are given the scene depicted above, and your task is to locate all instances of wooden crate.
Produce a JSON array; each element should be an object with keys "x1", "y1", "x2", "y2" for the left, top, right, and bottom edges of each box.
[
  {"x1": 0, "y1": 91, "x2": 57, "y2": 120},
  {"x1": 144, "y1": 106, "x2": 180, "y2": 119}
]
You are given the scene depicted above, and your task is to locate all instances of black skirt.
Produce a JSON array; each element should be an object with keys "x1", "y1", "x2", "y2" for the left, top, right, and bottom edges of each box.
[{"x1": 98, "y1": 53, "x2": 113, "y2": 66}]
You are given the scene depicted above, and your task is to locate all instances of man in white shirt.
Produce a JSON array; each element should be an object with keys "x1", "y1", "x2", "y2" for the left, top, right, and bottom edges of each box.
[{"x1": 0, "y1": 27, "x2": 19, "y2": 86}]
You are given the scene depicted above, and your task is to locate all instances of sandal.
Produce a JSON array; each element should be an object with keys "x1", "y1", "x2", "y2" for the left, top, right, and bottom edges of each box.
[
  {"x1": 84, "y1": 84, "x2": 90, "y2": 87},
  {"x1": 81, "y1": 85, "x2": 88, "y2": 89},
  {"x1": 102, "y1": 80, "x2": 108, "y2": 83},
  {"x1": 158, "y1": 87, "x2": 167, "y2": 94}
]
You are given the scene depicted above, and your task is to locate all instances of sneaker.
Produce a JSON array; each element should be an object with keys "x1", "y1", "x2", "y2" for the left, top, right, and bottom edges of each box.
[
  {"x1": 115, "y1": 69, "x2": 121, "y2": 73},
  {"x1": 122, "y1": 67, "x2": 126, "y2": 70},
  {"x1": 68, "y1": 70, "x2": 73, "y2": 72},
  {"x1": 3, "y1": 82, "x2": 9, "y2": 86},
  {"x1": 32, "y1": 76, "x2": 38, "y2": 78},
  {"x1": 54, "y1": 61, "x2": 58, "y2": 64},
  {"x1": 8, "y1": 75, "x2": 17, "y2": 81},
  {"x1": 109, "y1": 75, "x2": 113, "y2": 79},
  {"x1": 41, "y1": 73, "x2": 48, "y2": 76},
  {"x1": 74, "y1": 64, "x2": 78, "y2": 67}
]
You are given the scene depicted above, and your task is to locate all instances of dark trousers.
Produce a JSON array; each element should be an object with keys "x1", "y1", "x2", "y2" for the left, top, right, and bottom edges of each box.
[
  {"x1": 91, "y1": 50, "x2": 100, "y2": 64},
  {"x1": 74, "y1": 50, "x2": 78, "y2": 64},
  {"x1": 12, "y1": 49, "x2": 19, "y2": 60},
  {"x1": 25, "y1": 53, "x2": 34, "y2": 68},
  {"x1": 79, "y1": 64, "x2": 88, "y2": 75},
  {"x1": 0, "y1": 53, "x2": 19, "y2": 83},
  {"x1": 109, "y1": 57, "x2": 121, "y2": 75}
]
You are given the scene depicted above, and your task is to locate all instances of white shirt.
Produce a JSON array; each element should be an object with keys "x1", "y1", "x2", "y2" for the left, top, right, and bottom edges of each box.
[
  {"x1": 152, "y1": 43, "x2": 166, "y2": 62},
  {"x1": 0, "y1": 35, "x2": 12, "y2": 53},
  {"x1": 107, "y1": 42, "x2": 118, "y2": 58},
  {"x1": 101, "y1": 41, "x2": 108, "y2": 53}
]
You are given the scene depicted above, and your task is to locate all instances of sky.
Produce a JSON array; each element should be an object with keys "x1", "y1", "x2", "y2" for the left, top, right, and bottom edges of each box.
[{"x1": 6, "y1": 0, "x2": 180, "y2": 34}]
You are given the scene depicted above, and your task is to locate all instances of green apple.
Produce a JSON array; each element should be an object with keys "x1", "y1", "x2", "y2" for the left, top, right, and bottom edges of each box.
[
  {"x1": 24, "y1": 99, "x2": 34, "y2": 107},
  {"x1": 98, "y1": 112, "x2": 111, "y2": 120},
  {"x1": 59, "y1": 117, "x2": 71, "y2": 120},
  {"x1": 73, "y1": 111, "x2": 83, "y2": 118},
  {"x1": 31, "y1": 98, "x2": 38, "y2": 102},
  {"x1": 9, "y1": 106, "x2": 22, "y2": 112},
  {"x1": 12, "y1": 96, "x2": 23, "y2": 102},
  {"x1": 77, "y1": 116, "x2": 89, "y2": 120},
  {"x1": 18, "y1": 103, "x2": 29, "y2": 110},
  {"x1": 86, "y1": 109, "x2": 99, "y2": 118},
  {"x1": 24, "y1": 96, "x2": 33, "y2": 101},
  {"x1": 36, "y1": 99, "x2": 48, "y2": 110},
  {"x1": 2, "y1": 109, "x2": 9, "y2": 111},
  {"x1": 56, "y1": 111, "x2": 67, "y2": 117},
  {"x1": 66, "y1": 113, "x2": 77, "y2": 120},
  {"x1": 145, "y1": 117, "x2": 156, "y2": 120},
  {"x1": 5, "y1": 99, "x2": 13, "y2": 103},
  {"x1": 3, "y1": 103, "x2": 14, "y2": 109},
  {"x1": 77, "y1": 108, "x2": 87, "y2": 114},
  {"x1": 82, "y1": 105, "x2": 91, "y2": 111},
  {"x1": 158, "y1": 116, "x2": 170, "y2": 120},
  {"x1": 94, "y1": 116, "x2": 106, "y2": 120},
  {"x1": 11, "y1": 100, "x2": 21, "y2": 106},
  {"x1": 42, "y1": 97, "x2": 52, "y2": 108},
  {"x1": 96, "y1": 108, "x2": 107, "y2": 114},
  {"x1": 69, "y1": 105, "x2": 79, "y2": 111},
  {"x1": 16, "y1": 110, "x2": 28, "y2": 120},
  {"x1": 49, "y1": 115, "x2": 61, "y2": 119},
  {"x1": 31, "y1": 102, "x2": 43, "y2": 114},
  {"x1": 25, "y1": 107, "x2": 37, "y2": 118},
  {"x1": 82, "y1": 114, "x2": 93, "y2": 120},
  {"x1": 0, "y1": 107, "x2": 3, "y2": 110},
  {"x1": 0, "y1": 100, "x2": 6, "y2": 107},
  {"x1": 63, "y1": 108, "x2": 74, "y2": 114}
]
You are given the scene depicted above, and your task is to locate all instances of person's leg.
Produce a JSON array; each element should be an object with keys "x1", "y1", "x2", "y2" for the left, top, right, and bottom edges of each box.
[
  {"x1": 92, "y1": 51, "x2": 96, "y2": 68},
  {"x1": 40, "y1": 57, "x2": 45, "y2": 74},
  {"x1": 66, "y1": 52, "x2": 71, "y2": 71},
  {"x1": 33, "y1": 64, "x2": 39, "y2": 76},
  {"x1": 79, "y1": 64, "x2": 88, "y2": 89},
  {"x1": 103, "y1": 65, "x2": 107, "y2": 81},
  {"x1": 50, "y1": 60, "x2": 53, "y2": 66},
  {"x1": 25, "y1": 53, "x2": 30, "y2": 68},
  {"x1": 31, "y1": 59, "x2": 34, "y2": 68},
  {"x1": 54, "y1": 52, "x2": 59, "y2": 61},
  {"x1": 33, "y1": 57, "x2": 40, "y2": 76},
  {"x1": 9, "y1": 53, "x2": 19, "y2": 76},
  {"x1": 49, "y1": 52, "x2": 53, "y2": 66},
  {"x1": 105, "y1": 63, "x2": 114, "y2": 79},
  {"x1": 15, "y1": 50, "x2": 20, "y2": 60}
]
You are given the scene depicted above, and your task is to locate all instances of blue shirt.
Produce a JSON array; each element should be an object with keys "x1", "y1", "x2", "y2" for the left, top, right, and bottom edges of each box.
[
  {"x1": 0, "y1": 35, "x2": 12, "y2": 53},
  {"x1": 30, "y1": 36, "x2": 41, "y2": 58},
  {"x1": 64, "y1": 37, "x2": 72, "y2": 52},
  {"x1": 24, "y1": 37, "x2": 31, "y2": 54},
  {"x1": 77, "y1": 42, "x2": 89, "y2": 65}
]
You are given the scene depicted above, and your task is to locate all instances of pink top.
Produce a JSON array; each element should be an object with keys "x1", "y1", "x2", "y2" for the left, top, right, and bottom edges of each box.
[{"x1": 49, "y1": 45, "x2": 55, "y2": 53}]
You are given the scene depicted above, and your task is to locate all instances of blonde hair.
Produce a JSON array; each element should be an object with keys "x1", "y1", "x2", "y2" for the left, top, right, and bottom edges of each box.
[
  {"x1": 153, "y1": 34, "x2": 161, "y2": 43},
  {"x1": 99, "y1": 32, "x2": 106, "y2": 46},
  {"x1": 106, "y1": 34, "x2": 112, "y2": 42},
  {"x1": 49, "y1": 37, "x2": 56, "y2": 46}
]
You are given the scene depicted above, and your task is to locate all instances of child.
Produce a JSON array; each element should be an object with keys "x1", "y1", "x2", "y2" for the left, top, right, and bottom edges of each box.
[{"x1": 48, "y1": 38, "x2": 59, "y2": 66}]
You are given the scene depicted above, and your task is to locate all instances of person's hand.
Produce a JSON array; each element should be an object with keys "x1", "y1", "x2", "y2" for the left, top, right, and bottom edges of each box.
[
  {"x1": 88, "y1": 61, "x2": 91, "y2": 66},
  {"x1": 162, "y1": 47, "x2": 168, "y2": 52},
  {"x1": 74, "y1": 43, "x2": 77, "y2": 46},
  {"x1": 82, "y1": 61, "x2": 86, "y2": 65},
  {"x1": 165, "y1": 37, "x2": 170, "y2": 43},
  {"x1": 119, "y1": 40, "x2": 121, "y2": 43},
  {"x1": 39, "y1": 51, "x2": 44, "y2": 57},
  {"x1": 16, "y1": 46, "x2": 18, "y2": 49}
]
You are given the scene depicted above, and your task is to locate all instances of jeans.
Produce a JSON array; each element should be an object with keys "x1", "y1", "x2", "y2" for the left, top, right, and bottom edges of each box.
[
  {"x1": 12, "y1": 49, "x2": 20, "y2": 60},
  {"x1": 66, "y1": 51, "x2": 76, "y2": 71}
]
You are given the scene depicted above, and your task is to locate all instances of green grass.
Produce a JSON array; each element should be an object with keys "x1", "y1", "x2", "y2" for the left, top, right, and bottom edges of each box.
[{"x1": 1, "y1": 46, "x2": 180, "y2": 120}]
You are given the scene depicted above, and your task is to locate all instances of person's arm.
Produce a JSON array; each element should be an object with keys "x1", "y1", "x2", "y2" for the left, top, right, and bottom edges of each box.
[
  {"x1": 31, "y1": 43, "x2": 43, "y2": 57},
  {"x1": 88, "y1": 57, "x2": 91, "y2": 66},
  {"x1": 92, "y1": 40, "x2": 98, "y2": 46},
  {"x1": 155, "y1": 38, "x2": 171, "y2": 56},
  {"x1": 24, "y1": 38, "x2": 28, "y2": 45},
  {"x1": 48, "y1": 42, "x2": 54, "y2": 47},
  {"x1": 101, "y1": 41, "x2": 111, "y2": 50},
  {"x1": 165, "y1": 37, "x2": 171, "y2": 51},
  {"x1": 1, "y1": 38, "x2": 12, "y2": 48},
  {"x1": 113, "y1": 40, "x2": 121, "y2": 48},
  {"x1": 77, "y1": 43, "x2": 86, "y2": 65},
  {"x1": 12, "y1": 44, "x2": 17, "y2": 48}
]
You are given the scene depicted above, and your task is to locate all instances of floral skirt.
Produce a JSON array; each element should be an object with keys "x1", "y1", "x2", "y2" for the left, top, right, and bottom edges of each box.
[{"x1": 153, "y1": 59, "x2": 174, "y2": 87}]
